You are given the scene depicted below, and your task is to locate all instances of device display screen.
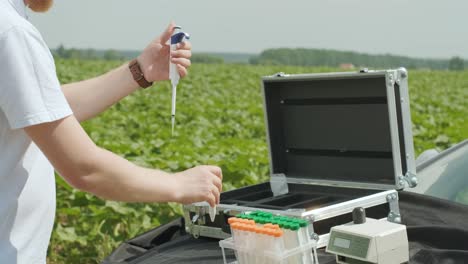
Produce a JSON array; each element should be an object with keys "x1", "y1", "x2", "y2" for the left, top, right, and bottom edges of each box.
[
  {"x1": 334, "y1": 237, "x2": 351, "y2": 249},
  {"x1": 328, "y1": 231, "x2": 370, "y2": 258}
]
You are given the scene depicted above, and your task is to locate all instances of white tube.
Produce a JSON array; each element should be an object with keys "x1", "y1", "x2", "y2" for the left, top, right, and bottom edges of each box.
[
  {"x1": 313, "y1": 247, "x2": 319, "y2": 264},
  {"x1": 258, "y1": 231, "x2": 267, "y2": 264},
  {"x1": 273, "y1": 233, "x2": 285, "y2": 264},
  {"x1": 284, "y1": 229, "x2": 296, "y2": 264},
  {"x1": 247, "y1": 228, "x2": 254, "y2": 264},
  {"x1": 233, "y1": 227, "x2": 244, "y2": 264},
  {"x1": 299, "y1": 225, "x2": 313, "y2": 263},
  {"x1": 284, "y1": 225, "x2": 303, "y2": 264}
]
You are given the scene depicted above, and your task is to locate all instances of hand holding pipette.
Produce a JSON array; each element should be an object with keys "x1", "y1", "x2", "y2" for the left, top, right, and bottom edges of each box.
[{"x1": 136, "y1": 22, "x2": 191, "y2": 84}]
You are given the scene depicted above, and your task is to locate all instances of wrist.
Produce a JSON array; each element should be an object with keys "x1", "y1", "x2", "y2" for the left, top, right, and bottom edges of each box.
[
  {"x1": 128, "y1": 58, "x2": 153, "y2": 88},
  {"x1": 122, "y1": 65, "x2": 141, "y2": 92},
  {"x1": 165, "y1": 172, "x2": 182, "y2": 203},
  {"x1": 136, "y1": 54, "x2": 154, "y2": 83}
]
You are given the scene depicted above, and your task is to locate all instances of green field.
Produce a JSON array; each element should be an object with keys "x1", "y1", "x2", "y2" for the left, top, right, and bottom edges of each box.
[{"x1": 48, "y1": 60, "x2": 468, "y2": 263}]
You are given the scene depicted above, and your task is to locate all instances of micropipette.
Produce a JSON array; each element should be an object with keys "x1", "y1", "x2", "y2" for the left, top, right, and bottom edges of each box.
[{"x1": 169, "y1": 26, "x2": 190, "y2": 136}]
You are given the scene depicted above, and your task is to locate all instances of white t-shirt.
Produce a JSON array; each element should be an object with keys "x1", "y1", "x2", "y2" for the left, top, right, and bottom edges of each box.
[{"x1": 0, "y1": 0, "x2": 73, "y2": 263}]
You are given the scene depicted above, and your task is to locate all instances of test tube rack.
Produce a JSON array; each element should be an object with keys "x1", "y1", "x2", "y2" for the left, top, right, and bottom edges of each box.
[{"x1": 219, "y1": 211, "x2": 319, "y2": 264}]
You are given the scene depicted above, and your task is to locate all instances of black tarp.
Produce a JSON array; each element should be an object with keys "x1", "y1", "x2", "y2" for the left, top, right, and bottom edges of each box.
[{"x1": 103, "y1": 191, "x2": 468, "y2": 264}]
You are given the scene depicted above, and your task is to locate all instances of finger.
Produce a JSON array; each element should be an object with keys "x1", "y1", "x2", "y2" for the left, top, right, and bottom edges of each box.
[
  {"x1": 176, "y1": 64, "x2": 188, "y2": 78},
  {"x1": 204, "y1": 165, "x2": 223, "y2": 180},
  {"x1": 158, "y1": 21, "x2": 176, "y2": 44},
  {"x1": 177, "y1": 41, "x2": 192, "y2": 50},
  {"x1": 171, "y1": 57, "x2": 191, "y2": 68},
  {"x1": 206, "y1": 192, "x2": 216, "y2": 207},
  {"x1": 171, "y1": 49, "x2": 192, "y2": 59},
  {"x1": 161, "y1": 44, "x2": 170, "y2": 53},
  {"x1": 211, "y1": 185, "x2": 220, "y2": 205},
  {"x1": 212, "y1": 174, "x2": 222, "y2": 193}
]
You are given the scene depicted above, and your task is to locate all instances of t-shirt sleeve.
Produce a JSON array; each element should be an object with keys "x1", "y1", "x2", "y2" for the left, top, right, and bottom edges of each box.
[{"x1": 0, "y1": 26, "x2": 72, "y2": 129}]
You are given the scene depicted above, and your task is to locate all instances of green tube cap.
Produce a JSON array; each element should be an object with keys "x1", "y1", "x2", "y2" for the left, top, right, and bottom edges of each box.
[
  {"x1": 298, "y1": 220, "x2": 309, "y2": 227},
  {"x1": 290, "y1": 223, "x2": 300, "y2": 231}
]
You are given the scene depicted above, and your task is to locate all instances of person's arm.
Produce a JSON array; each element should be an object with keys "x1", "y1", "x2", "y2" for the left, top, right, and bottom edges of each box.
[
  {"x1": 24, "y1": 115, "x2": 222, "y2": 206},
  {"x1": 62, "y1": 22, "x2": 192, "y2": 122}
]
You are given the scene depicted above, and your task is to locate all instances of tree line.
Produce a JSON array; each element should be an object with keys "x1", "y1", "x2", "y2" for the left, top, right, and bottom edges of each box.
[
  {"x1": 52, "y1": 45, "x2": 224, "y2": 64},
  {"x1": 51, "y1": 45, "x2": 465, "y2": 70},
  {"x1": 249, "y1": 48, "x2": 465, "y2": 70}
]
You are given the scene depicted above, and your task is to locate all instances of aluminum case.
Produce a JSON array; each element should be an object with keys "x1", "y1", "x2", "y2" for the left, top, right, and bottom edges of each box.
[{"x1": 183, "y1": 68, "x2": 417, "y2": 247}]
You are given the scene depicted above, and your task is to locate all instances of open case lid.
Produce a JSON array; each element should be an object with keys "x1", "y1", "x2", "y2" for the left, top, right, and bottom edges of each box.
[{"x1": 262, "y1": 69, "x2": 417, "y2": 191}]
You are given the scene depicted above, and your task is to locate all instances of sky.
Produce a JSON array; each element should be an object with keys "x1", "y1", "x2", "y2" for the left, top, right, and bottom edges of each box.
[{"x1": 30, "y1": 0, "x2": 468, "y2": 59}]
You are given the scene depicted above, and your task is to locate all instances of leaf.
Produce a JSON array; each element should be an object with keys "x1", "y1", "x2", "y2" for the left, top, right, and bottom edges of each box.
[
  {"x1": 105, "y1": 201, "x2": 136, "y2": 215},
  {"x1": 56, "y1": 224, "x2": 87, "y2": 246}
]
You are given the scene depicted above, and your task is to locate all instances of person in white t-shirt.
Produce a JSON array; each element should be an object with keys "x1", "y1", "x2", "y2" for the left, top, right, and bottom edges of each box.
[{"x1": 0, "y1": 0, "x2": 223, "y2": 263}]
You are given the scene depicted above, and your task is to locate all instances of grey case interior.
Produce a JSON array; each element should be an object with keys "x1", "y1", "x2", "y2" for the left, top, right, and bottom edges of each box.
[{"x1": 263, "y1": 74, "x2": 408, "y2": 186}]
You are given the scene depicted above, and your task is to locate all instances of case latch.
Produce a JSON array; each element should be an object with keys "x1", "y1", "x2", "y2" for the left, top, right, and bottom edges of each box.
[{"x1": 270, "y1": 173, "x2": 289, "y2": 196}]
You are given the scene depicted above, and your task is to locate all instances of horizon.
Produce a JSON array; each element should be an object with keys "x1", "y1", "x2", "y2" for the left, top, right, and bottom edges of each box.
[
  {"x1": 30, "y1": 0, "x2": 468, "y2": 60},
  {"x1": 50, "y1": 45, "x2": 467, "y2": 61}
]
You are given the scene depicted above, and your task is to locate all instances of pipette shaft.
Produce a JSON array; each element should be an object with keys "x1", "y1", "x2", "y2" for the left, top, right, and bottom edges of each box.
[{"x1": 171, "y1": 83, "x2": 177, "y2": 135}]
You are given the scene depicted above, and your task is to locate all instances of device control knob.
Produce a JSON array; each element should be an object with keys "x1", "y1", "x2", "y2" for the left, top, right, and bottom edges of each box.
[{"x1": 352, "y1": 207, "x2": 366, "y2": 224}]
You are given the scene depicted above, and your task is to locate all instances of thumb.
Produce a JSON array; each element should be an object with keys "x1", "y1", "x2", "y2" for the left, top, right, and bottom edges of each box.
[{"x1": 158, "y1": 21, "x2": 176, "y2": 44}]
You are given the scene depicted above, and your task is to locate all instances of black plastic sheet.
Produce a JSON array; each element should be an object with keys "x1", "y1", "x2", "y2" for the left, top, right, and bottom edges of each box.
[{"x1": 103, "y1": 191, "x2": 468, "y2": 264}]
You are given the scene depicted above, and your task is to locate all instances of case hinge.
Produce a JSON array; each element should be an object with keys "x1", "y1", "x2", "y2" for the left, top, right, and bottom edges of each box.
[
  {"x1": 270, "y1": 173, "x2": 289, "y2": 196},
  {"x1": 398, "y1": 172, "x2": 418, "y2": 189},
  {"x1": 386, "y1": 193, "x2": 401, "y2": 223}
]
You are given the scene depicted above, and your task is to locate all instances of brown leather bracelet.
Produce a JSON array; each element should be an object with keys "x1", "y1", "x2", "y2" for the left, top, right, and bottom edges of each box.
[{"x1": 129, "y1": 59, "x2": 153, "y2": 88}]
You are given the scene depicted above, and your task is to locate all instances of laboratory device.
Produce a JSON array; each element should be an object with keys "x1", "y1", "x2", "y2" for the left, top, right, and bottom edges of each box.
[
  {"x1": 169, "y1": 26, "x2": 190, "y2": 136},
  {"x1": 326, "y1": 207, "x2": 409, "y2": 264}
]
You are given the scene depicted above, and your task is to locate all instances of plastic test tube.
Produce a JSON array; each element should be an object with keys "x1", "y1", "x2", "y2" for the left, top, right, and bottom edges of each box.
[
  {"x1": 237, "y1": 223, "x2": 249, "y2": 264},
  {"x1": 229, "y1": 218, "x2": 256, "y2": 264},
  {"x1": 293, "y1": 219, "x2": 314, "y2": 263},
  {"x1": 266, "y1": 226, "x2": 285, "y2": 264},
  {"x1": 249, "y1": 224, "x2": 261, "y2": 263},
  {"x1": 276, "y1": 218, "x2": 315, "y2": 264},
  {"x1": 292, "y1": 222, "x2": 307, "y2": 264},
  {"x1": 238, "y1": 224, "x2": 248, "y2": 264},
  {"x1": 229, "y1": 222, "x2": 242, "y2": 263},
  {"x1": 271, "y1": 229, "x2": 285, "y2": 264},
  {"x1": 280, "y1": 222, "x2": 302, "y2": 264},
  {"x1": 228, "y1": 218, "x2": 240, "y2": 242},
  {"x1": 263, "y1": 228, "x2": 274, "y2": 264},
  {"x1": 256, "y1": 226, "x2": 284, "y2": 264},
  {"x1": 254, "y1": 226, "x2": 267, "y2": 264}
]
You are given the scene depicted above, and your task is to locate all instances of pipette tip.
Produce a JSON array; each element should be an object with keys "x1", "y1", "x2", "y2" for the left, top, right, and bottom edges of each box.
[
  {"x1": 171, "y1": 117, "x2": 175, "y2": 136},
  {"x1": 209, "y1": 205, "x2": 216, "y2": 222}
]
